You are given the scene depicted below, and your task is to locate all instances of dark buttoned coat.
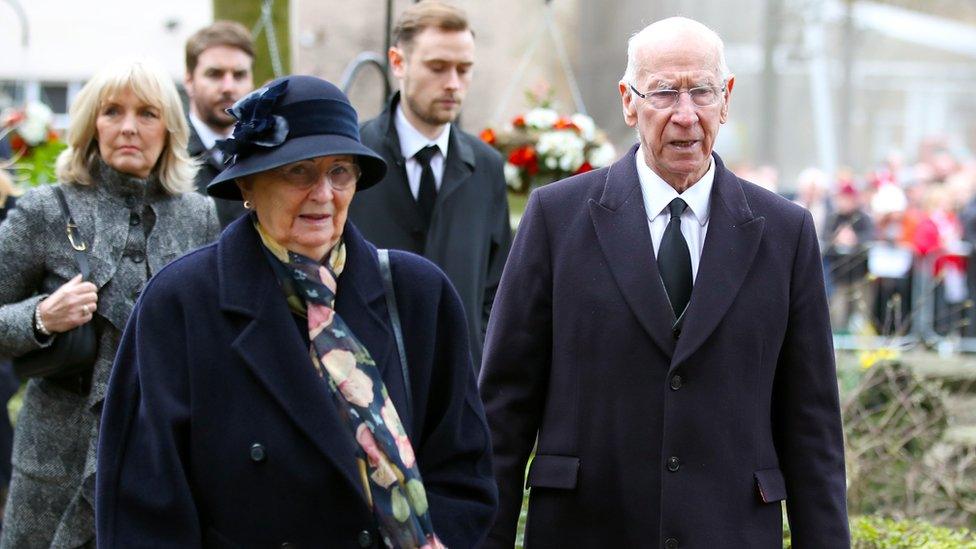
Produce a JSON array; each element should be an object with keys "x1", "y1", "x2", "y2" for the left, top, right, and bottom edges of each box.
[
  {"x1": 96, "y1": 216, "x2": 497, "y2": 548},
  {"x1": 479, "y1": 148, "x2": 850, "y2": 548},
  {"x1": 349, "y1": 94, "x2": 512, "y2": 366}
]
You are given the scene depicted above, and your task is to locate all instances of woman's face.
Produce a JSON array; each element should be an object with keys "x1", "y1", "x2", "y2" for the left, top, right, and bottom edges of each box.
[
  {"x1": 239, "y1": 155, "x2": 358, "y2": 260},
  {"x1": 95, "y1": 87, "x2": 167, "y2": 179}
]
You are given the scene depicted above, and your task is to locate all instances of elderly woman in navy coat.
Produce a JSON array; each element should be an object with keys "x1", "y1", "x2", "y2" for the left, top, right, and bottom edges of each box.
[{"x1": 96, "y1": 75, "x2": 497, "y2": 548}]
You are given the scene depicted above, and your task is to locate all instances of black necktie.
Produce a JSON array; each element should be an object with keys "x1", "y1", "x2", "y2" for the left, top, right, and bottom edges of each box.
[
  {"x1": 658, "y1": 198, "x2": 692, "y2": 318},
  {"x1": 413, "y1": 145, "x2": 438, "y2": 226}
]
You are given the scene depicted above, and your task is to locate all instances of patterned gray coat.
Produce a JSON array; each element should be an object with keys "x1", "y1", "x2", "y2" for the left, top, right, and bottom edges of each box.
[{"x1": 0, "y1": 163, "x2": 220, "y2": 548}]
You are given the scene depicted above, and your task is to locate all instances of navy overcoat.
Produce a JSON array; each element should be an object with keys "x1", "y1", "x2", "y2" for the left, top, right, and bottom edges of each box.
[
  {"x1": 479, "y1": 148, "x2": 849, "y2": 548},
  {"x1": 96, "y1": 215, "x2": 497, "y2": 548}
]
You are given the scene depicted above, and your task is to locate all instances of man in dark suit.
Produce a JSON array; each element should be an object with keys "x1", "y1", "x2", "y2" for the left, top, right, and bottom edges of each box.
[
  {"x1": 479, "y1": 17, "x2": 850, "y2": 548},
  {"x1": 349, "y1": 1, "x2": 512, "y2": 367},
  {"x1": 184, "y1": 21, "x2": 255, "y2": 228}
]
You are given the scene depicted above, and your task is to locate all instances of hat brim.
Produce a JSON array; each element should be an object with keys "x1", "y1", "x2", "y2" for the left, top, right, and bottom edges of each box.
[{"x1": 206, "y1": 134, "x2": 388, "y2": 200}]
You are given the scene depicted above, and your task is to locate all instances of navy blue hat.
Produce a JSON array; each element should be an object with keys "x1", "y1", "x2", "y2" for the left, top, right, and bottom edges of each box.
[{"x1": 207, "y1": 75, "x2": 387, "y2": 200}]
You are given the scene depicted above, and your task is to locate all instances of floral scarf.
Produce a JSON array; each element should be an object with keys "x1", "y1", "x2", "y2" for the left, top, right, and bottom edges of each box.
[{"x1": 255, "y1": 221, "x2": 444, "y2": 549}]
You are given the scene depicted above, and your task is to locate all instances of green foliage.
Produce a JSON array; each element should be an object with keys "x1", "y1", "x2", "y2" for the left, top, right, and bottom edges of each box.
[
  {"x1": 213, "y1": 0, "x2": 291, "y2": 86},
  {"x1": 784, "y1": 516, "x2": 976, "y2": 548},
  {"x1": 12, "y1": 140, "x2": 66, "y2": 187}
]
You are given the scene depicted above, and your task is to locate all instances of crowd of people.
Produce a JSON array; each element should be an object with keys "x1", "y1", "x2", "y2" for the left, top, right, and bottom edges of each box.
[
  {"x1": 4, "y1": 0, "x2": 962, "y2": 546},
  {"x1": 788, "y1": 145, "x2": 976, "y2": 339}
]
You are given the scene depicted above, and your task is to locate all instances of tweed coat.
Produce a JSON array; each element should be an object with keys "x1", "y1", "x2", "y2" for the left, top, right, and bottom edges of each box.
[
  {"x1": 0, "y1": 165, "x2": 219, "y2": 548},
  {"x1": 189, "y1": 122, "x2": 248, "y2": 229},
  {"x1": 479, "y1": 148, "x2": 850, "y2": 548},
  {"x1": 95, "y1": 216, "x2": 498, "y2": 548},
  {"x1": 349, "y1": 94, "x2": 512, "y2": 367}
]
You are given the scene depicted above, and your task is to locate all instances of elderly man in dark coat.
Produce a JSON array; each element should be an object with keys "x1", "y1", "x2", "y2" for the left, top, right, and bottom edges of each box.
[
  {"x1": 479, "y1": 17, "x2": 850, "y2": 549},
  {"x1": 348, "y1": 2, "x2": 512, "y2": 367}
]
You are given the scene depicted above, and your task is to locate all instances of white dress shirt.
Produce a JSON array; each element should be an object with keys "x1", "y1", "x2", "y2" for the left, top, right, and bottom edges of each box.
[
  {"x1": 395, "y1": 105, "x2": 451, "y2": 199},
  {"x1": 189, "y1": 113, "x2": 231, "y2": 164},
  {"x1": 635, "y1": 146, "x2": 714, "y2": 282}
]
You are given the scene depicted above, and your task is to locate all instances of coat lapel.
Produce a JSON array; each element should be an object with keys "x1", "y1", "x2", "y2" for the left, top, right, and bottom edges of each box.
[
  {"x1": 218, "y1": 218, "x2": 393, "y2": 500},
  {"x1": 589, "y1": 146, "x2": 676, "y2": 358},
  {"x1": 435, "y1": 128, "x2": 474, "y2": 208},
  {"x1": 670, "y1": 155, "x2": 765, "y2": 370},
  {"x1": 376, "y1": 99, "x2": 428, "y2": 237}
]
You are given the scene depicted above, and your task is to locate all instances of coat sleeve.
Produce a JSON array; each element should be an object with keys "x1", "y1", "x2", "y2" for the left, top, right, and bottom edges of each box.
[
  {"x1": 96, "y1": 274, "x2": 202, "y2": 548},
  {"x1": 773, "y1": 210, "x2": 851, "y2": 547},
  {"x1": 477, "y1": 191, "x2": 553, "y2": 548},
  {"x1": 481, "y1": 155, "x2": 514, "y2": 338},
  {"x1": 0, "y1": 188, "x2": 55, "y2": 358},
  {"x1": 404, "y1": 257, "x2": 499, "y2": 548}
]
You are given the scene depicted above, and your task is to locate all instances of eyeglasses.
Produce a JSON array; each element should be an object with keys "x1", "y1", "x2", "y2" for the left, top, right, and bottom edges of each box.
[
  {"x1": 629, "y1": 83, "x2": 726, "y2": 110},
  {"x1": 274, "y1": 160, "x2": 361, "y2": 192}
]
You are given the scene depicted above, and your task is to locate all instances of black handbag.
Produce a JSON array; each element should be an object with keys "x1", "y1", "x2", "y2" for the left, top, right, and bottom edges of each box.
[{"x1": 12, "y1": 187, "x2": 97, "y2": 381}]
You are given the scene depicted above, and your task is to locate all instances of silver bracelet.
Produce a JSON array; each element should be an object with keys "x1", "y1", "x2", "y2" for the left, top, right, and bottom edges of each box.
[{"x1": 34, "y1": 305, "x2": 52, "y2": 337}]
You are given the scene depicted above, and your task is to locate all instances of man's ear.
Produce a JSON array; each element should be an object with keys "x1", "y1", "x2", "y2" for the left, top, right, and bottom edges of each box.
[
  {"x1": 183, "y1": 72, "x2": 195, "y2": 98},
  {"x1": 619, "y1": 81, "x2": 638, "y2": 128},
  {"x1": 389, "y1": 46, "x2": 407, "y2": 80},
  {"x1": 720, "y1": 75, "x2": 735, "y2": 124}
]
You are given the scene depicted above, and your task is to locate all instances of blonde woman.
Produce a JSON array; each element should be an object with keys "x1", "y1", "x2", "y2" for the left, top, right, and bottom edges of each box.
[{"x1": 0, "y1": 59, "x2": 219, "y2": 547}]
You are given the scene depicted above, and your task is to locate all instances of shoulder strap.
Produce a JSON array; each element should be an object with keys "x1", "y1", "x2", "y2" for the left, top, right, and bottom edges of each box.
[
  {"x1": 53, "y1": 186, "x2": 91, "y2": 280},
  {"x1": 377, "y1": 249, "x2": 413, "y2": 422}
]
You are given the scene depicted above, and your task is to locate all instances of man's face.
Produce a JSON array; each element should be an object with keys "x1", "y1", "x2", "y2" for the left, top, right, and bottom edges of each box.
[
  {"x1": 185, "y1": 45, "x2": 254, "y2": 131},
  {"x1": 390, "y1": 28, "x2": 474, "y2": 135},
  {"x1": 619, "y1": 38, "x2": 733, "y2": 192}
]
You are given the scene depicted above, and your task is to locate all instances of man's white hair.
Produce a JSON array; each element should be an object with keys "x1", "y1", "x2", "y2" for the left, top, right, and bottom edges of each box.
[{"x1": 621, "y1": 17, "x2": 730, "y2": 87}]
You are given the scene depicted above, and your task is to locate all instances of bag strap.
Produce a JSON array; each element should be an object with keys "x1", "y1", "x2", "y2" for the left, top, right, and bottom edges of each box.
[
  {"x1": 377, "y1": 249, "x2": 413, "y2": 424},
  {"x1": 53, "y1": 186, "x2": 91, "y2": 280}
]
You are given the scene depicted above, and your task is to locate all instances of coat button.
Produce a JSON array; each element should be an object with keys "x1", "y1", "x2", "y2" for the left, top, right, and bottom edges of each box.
[
  {"x1": 670, "y1": 375, "x2": 683, "y2": 390},
  {"x1": 667, "y1": 456, "x2": 681, "y2": 472},
  {"x1": 250, "y1": 443, "x2": 266, "y2": 463},
  {"x1": 128, "y1": 251, "x2": 145, "y2": 263},
  {"x1": 357, "y1": 529, "x2": 373, "y2": 547},
  {"x1": 672, "y1": 326, "x2": 681, "y2": 339},
  {"x1": 665, "y1": 537, "x2": 680, "y2": 549},
  {"x1": 129, "y1": 212, "x2": 141, "y2": 226}
]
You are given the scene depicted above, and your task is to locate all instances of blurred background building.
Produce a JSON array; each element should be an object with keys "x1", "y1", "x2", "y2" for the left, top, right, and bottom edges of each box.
[{"x1": 1, "y1": 0, "x2": 974, "y2": 186}]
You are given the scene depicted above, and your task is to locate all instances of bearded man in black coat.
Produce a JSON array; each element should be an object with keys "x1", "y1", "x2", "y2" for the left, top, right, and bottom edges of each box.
[{"x1": 349, "y1": 1, "x2": 512, "y2": 368}]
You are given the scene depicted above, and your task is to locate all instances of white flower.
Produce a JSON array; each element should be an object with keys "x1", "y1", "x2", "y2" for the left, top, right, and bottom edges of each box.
[
  {"x1": 588, "y1": 142, "x2": 617, "y2": 168},
  {"x1": 18, "y1": 102, "x2": 53, "y2": 146},
  {"x1": 570, "y1": 114, "x2": 596, "y2": 140},
  {"x1": 536, "y1": 131, "x2": 585, "y2": 173},
  {"x1": 524, "y1": 108, "x2": 558, "y2": 130},
  {"x1": 503, "y1": 162, "x2": 522, "y2": 189}
]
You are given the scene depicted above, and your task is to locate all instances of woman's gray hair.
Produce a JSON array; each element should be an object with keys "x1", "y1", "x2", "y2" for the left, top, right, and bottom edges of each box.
[
  {"x1": 621, "y1": 17, "x2": 730, "y2": 87},
  {"x1": 56, "y1": 58, "x2": 197, "y2": 195}
]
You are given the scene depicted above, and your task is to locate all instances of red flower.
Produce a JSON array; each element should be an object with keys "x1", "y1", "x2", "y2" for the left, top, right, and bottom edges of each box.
[
  {"x1": 508, "y1": 146, "x2": 538, "y2": 175},
  {"x1": 512, "y1": 114, "x2": 526, "y2": 128},
  {"x1": 574, "y1": 162, "x2": 593, "y2": 175},
  {"x1": 9, "y1": 134, "x2": 27, "y2": 156},
  {"x1": 554, "y1": 117, "x2": 578, "y2": 132},
  {"x1": 479, "y1": 128, "x2": 496, "y2": 145}
]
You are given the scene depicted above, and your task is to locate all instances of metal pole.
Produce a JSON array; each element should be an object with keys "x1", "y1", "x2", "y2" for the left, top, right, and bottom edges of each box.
[
  {"x1": 759, "y1": 0, "x2": 783, "y2": 167},
  {"x1": 804, "y1": 0, "x2": 838, "y2": 180},
  {"x1": 383, "y1": 0, "x2": 394, "y2": 100},
  {"x1": 838, "y1": 0, "x2": 856, "y2": 167}
]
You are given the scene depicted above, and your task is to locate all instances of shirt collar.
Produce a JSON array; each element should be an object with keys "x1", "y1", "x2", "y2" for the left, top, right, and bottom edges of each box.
[
  {"x1": 188, "y1": 112, "x2": 231, "y2": 152},
  {"x1": 635, "y1": 145, "x2": 713, "y2": 226},
  {"x1": 395, "y1": 104, "x2": 451, "y2": 161}
]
